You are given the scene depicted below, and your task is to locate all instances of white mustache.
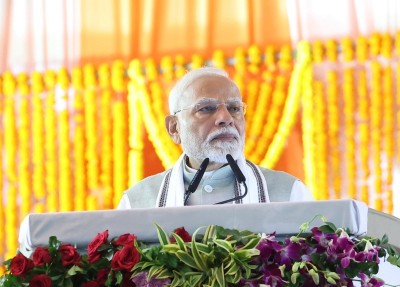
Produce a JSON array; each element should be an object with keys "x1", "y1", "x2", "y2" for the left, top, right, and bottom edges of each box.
[{"x1": 206, "y1": 127, "x2": 240, "y2": 142}]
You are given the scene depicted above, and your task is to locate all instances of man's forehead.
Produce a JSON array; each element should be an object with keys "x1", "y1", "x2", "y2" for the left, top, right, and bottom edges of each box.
[{"x1": 184, "y1": 76, "x2": 240, "y2": 97}]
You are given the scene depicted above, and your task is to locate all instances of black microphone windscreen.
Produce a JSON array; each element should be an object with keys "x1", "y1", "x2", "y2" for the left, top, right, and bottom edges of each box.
[
  {"x1": 226, "y1": 154, "x2": 246, "y2": 183},
  {"x1": 187, "y1": 158, "x2": 209, "y2": 193}
]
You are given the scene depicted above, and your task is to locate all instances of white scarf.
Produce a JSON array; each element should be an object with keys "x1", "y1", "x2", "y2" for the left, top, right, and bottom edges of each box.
[{"x1": 155, "y1": 154, "x2": 270, "y2": 207}]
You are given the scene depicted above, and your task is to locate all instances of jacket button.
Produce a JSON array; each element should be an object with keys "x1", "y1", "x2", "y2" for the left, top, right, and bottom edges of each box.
[{"x1": 204, "y1": 185, "x2": 214, "y2": 193}]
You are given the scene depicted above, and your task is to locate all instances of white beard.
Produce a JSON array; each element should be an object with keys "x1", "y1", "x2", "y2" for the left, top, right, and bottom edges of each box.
[{"x1": 180, "y1": 126, "x2": 244, "y2": 163}]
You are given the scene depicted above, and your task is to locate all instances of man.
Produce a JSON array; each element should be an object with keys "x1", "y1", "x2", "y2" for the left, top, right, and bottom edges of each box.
[{"x1": 117, "y1": 67, "x2": 313, "y2": 209}]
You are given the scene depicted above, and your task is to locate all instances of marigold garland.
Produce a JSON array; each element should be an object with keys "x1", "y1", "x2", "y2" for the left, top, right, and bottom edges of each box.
[
  {"x1": 249, "y1": 75, "x2": 285, "y2": 163},
  {"x1": 83, "y1": 65, "x2": 99, "y2": 198},
  {"x1": 261, "y1": 41, "x2": 311, "y2": 169},
  {"x1": 370, "y1": 60, "x2": 383, "y2": 211},
  {"x1": 98, "y1": 64, "x2": 114, "y2": 208},
  {"x1": 313, "y1": 81, "x2": 328, "y2": 200},
  {"x1": 71, "y1": 67, "x2": 87, "y2": 211},
  {"x1": 356, "y1": 67, "x2": 370, "y2": 205},
  {"x1": 341, "y1": 37, "x2": 357, "y2": 200},
  {"x1": 356, "y1": 36, "x2": 370, "y2": 206},
  {"x1": 17, "y1": 73, "x2": 32, "y2": 217},
  {"x1": 112, "y1": 61, "x2": 129, "y2": 207},
  {"x1": 44, "y1": 71, "x2": 58, "y2": 212},
  {"x1": 0, "y1": 75, "x2": 4, "y2": 261},
  {"x1": 3, "y1": 72, "x2": 18, "y2": 260},
  {"x1": 382, "y1": 63, "x2": 394, "y2": 214},
  {"x1": 31, "y1": 72, "x2": 46, "y2": 208},
  {"x1": 57, "y1": 68, "x2": 72, "y2": 212},
  {"x1": 325, "y1": 40, "x2": 341, "y2": 200},
  {"x1": 245, "y1": 78, "x2": 273, "y2": 158},
  {"x1": 127, "y1": 60, "x2": 144, "y2": 186}
]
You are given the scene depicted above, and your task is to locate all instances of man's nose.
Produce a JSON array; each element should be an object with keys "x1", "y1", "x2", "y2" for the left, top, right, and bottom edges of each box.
[{"x1": 214, "y1": 104, "x2": 233, "y2": 126}]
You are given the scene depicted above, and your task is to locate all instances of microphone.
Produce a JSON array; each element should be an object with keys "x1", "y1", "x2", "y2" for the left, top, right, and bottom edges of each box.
[
  {"x1": 225, "y1": 154, "x2": 246, "y2": 183},
  {"x1": 184, "y1": 158, "x2": 209, "y2": 205},
  {"x1": 215, "y1": 154, "x2": 248, "y2": 205}
]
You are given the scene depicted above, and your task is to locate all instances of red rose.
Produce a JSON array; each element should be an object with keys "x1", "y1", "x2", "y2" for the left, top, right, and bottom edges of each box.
[
  {"x1": 88, "y1": 230, "x2": 109, "y2": 257},
  {"x1": 87, "y1": 251, "x2": 102, "y2": 263},
  {"x1": 170, "y1": 227, "x2": 192, "y2": 243},
  {"x1": 81, "y1": 281, "x2": 100, "y2": 287},
  {"x1": 9, "y1": 253, "x2": 34, "y2": 275},
  {"x1": 32, "y1": 246, "x2": 52, "y2": 266},
  {"x1": 112, "y1": 233, "x2": 136, "y2": 247},
  {"x1": 111, "y1": 245, "x2": 140, "y2": 271},
  {"x1": 96, "y1": 268, "x2": 110, "y2": 285},
  {"x1": 59, "y1": 244, "x2": 81, "y2": 267},
  {"x1": 29, "y1": 274, "x2": 52, "y2": 287}
]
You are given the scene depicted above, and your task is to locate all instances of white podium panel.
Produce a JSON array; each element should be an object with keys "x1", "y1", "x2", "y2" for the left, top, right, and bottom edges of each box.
[{"x1": 19, "y1": 199, "x2": 368, "y2": 252}]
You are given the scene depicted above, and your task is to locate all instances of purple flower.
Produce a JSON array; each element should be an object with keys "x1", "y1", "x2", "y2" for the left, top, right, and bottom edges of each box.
[
  {"x1": 257, "y1": 233, "x2": 282, "y2": 260},
  {"x1": 359, "y1": 273, "x2": 385, "y2": 287},
  {"x1": 273, "y1": 238, "x2": 302, "y2": 267},
  {"x1": 131, "y1": 272, "x2": 171, "y2": 287},
  {"x1": 355, "y1": 241, "x2": 381, "y2": 264},
  {"x1": 324, "y1": 230, "x2": 356, "y2": 267},
  {"x1": 260, "y1": 264, "x2": 287, "y2": 287}
]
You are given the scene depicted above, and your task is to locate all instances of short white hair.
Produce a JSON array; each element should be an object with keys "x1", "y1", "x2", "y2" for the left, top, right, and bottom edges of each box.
[{"x1": 168, "y1": 67, "x2": 231, "y2": 114}]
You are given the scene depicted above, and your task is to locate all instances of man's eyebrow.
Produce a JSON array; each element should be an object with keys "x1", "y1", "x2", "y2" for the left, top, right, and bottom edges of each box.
[
  {"x1": 196, "y1": 97, "x2": 219, "y2": 103},
  {"x1": 196, "y1": 97, "x2": 242, "y2": 103}
]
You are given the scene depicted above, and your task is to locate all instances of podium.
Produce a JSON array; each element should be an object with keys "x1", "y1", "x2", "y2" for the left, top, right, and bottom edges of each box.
[{"x1": 18, "y1": 199, "x2": 400, "y2": 284}]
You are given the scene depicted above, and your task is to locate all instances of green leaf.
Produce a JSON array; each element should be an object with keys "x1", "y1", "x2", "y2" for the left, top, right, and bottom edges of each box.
[
  {"x1": 194, "y1": 242, "x2": 210, "y2": 253},
  {"x1": 155, "y1": 268, "x2": 173, "y2": 279},
  {"x1": 381, "y1": 234, "x2": 389, "y2": 245},
  {"x1": 309, "y1": 269, "x2": 319, "y2": 285},
  {"x1": 292, "y1": 262, "x2": 300, "y2": 272},
  {"x1": 203, "y1": 225, "x2": 216, "y2": 243},
  {"x1": 225, "y1": 258, "x2": 240, "y2": 275},
  {"x1": 387, "y1": 254, "x2": 400, "y2": 267},
  {"x1": 212, "y1": 266, "x2": 225, "y2": 287},
  {"x1": 170, "y1": 233, "x2": 187, "y2": 252},
  {"x1": 154, "y1": 223, "x2": 170, "y2": 246},
  {"x1": 115, "y1": 271, "x2": 123, "y2": 285},
  {"x1": 148, "y1": 265, "x2": 165, "y2": 279},
  {"x1": 185, "y1": 273, "x2": 204, "y2": 286},
  {"x1": 240, "y1": 237, "x2": 261, "y2": 250},
  {"x1": 105, "y1": 271, "x2": 114, "y2": 286},
  {"x1": 191, "y1": 240, "x2": 208, "y2": 271},
  {"x1": 175, "y1": 251, "x2": 198, "y2": 270},
  {"x1": 214, "y1": 239, "x2": 234, "y2": 253},
  {"x1": 291, "y1": 272, "x2": 300, "y2": 284},
  {"x1": 327, "y1": 277, "x2": 337, "y2": 284},
  {"x1": 318, "y1": 223, "x2": 336, "y2": 233},
  {"x1": 163, "y1": 244, "x2": 181, "y2": 253},
  {"x1": 66, "y1": 265, "x2": 84, "y2": 276},
  {"x1": 0, "y1": 275, "x2": 24, "y2": 287},
  {"x1": 49, "y1": 236, "x2": 61, "y2": 249},
  {"x1": 234, "y1": 248, "x2": 260, "y2": 261},
  {"x1": 326, "y1": 271, "x2": 340, "y2": 280}
]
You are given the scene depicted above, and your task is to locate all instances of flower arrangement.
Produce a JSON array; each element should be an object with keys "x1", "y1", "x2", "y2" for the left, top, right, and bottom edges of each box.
[{"x1": 1, "y1": 216, "x2": 400, "y2": 287}]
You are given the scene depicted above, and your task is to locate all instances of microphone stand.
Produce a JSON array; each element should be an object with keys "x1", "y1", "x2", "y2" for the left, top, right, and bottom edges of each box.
[
  {"x1": 184, "y1": 158, "x2": 209, "y2": 205},
  {"x1": 214, "y1": 181, "x2": 248, "y2": 205},
  {"x1": 214, "y1": 154, "x2": 248, "y2": 205}
]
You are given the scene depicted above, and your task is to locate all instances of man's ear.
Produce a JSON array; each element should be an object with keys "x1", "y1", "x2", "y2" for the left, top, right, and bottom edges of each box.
[{"x1": 165, "y1": 115, "x2": 181, "y2": 144}]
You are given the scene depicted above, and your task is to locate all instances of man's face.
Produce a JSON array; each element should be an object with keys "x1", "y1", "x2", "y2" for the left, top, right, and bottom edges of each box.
[{"x1": 170, "y1": 75, "x2": 246, "y2": 169}]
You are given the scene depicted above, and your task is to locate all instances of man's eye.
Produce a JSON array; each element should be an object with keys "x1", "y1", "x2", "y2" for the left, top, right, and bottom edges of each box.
[
  {"x1": 197, "y1": 105, "x2": 218, "y2": 113},
  {"x1": 228, "y1": 105, "x2": 241, "y2": 113}
]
